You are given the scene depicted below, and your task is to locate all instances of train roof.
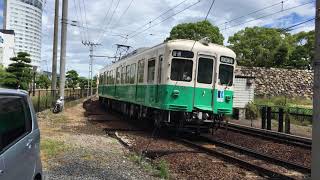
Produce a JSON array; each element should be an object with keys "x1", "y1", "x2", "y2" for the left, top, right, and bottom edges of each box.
[{"x1": 99, "y1": 39, "x2": 235, "y2": 73}]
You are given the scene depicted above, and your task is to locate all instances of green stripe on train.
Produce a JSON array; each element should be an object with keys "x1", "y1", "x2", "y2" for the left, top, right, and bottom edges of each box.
[{"x1": 98, "y1": 84, "x2": 233, "y2": 115}]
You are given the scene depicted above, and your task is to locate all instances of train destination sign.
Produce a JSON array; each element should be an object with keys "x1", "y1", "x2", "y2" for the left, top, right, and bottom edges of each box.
[
  {"x1": 172, "y1": 50, "x2": 194, "y2": 58},
  {"x1": 220, "y1": 56, "x2": 234, "y2": 64}
]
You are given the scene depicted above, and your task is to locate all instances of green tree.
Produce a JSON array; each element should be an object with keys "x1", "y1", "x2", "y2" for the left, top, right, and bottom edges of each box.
[
  {"x1": 66, "y1": 70, "x2": 79, "y2": 88},
  {"x1": 0, "y1": 65, "x2": 15, "y2": 87},
  {"x1": 5, "y1": 52, "x2": 32, "y2": 90},
  {"x1": 228, "y1": 27, "x2": 290, "y2": 67},
  {"x1": 273, "y1": 43, "x2": 289, "y2": 68},
  {"x1": 36, "y1": 74, "x2": 51, "y2": 89},
  {"x1": 78, "y1": 76, "x2": 88, "y2": 89},
  {"x1": 92, "y1": 76, "x2": 97, "y2": 88},
  {"x1": 288, "y1": 30, "x2": 314, "y2": 69},
  {"x1": 166, "y1": 20, "x2": 224, "y2": 45}
]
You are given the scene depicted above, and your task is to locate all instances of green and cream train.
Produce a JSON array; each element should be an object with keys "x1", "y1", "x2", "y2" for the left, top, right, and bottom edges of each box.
[{"x1": 98, "y1": 39, "x2": 236, "y2": 128}]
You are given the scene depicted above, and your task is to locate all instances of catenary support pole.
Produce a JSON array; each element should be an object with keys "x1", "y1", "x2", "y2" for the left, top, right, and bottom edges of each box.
[
  {"x1": 312, "y1": 0, "x2": 320, "y2": 179},
  {"x1": 51, "y1": 0, "x2": 59, "y2": 91},
  {"x1": 59, "y1": 0, "x2": 68, "y2": 106},
  {"x1": 90, "y1": 45, "x2": 93, "y2": 96}
]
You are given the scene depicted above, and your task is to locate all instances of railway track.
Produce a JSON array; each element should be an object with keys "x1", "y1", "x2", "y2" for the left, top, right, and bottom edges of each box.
[
  {"x1": 176, "y1": 134, "x2": 310, "y2": 180},
  {"x1": 224, "y1": 123, "x2": 312, "y2": 149}
]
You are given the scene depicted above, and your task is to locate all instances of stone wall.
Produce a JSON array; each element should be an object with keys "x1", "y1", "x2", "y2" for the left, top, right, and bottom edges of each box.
[{"x1": 235, "y1": 66, "x2": 313, "y2": 98}]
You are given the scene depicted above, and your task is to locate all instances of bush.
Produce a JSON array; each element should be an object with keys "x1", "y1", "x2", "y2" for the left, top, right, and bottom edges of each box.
[{"x1": 245, "y1": 102, "x2": 259, "y2": 120}]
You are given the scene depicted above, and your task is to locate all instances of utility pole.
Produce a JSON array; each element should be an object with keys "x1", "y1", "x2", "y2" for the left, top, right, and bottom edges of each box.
[
  {"x1": 312, "y1": 0, "x2": 320, "y2": 179},
  {"x1": 82, "y1": 41, "x2": 101, "y2": 97},
  {"x1": 51, "y1": 0, "x2": 59, "y2": 91},
  {"x1": 59, "y1": 0, "x2": 68, "y2": 106}
]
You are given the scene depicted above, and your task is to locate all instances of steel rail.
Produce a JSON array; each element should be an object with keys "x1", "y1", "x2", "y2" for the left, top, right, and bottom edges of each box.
[
  {"x1": 224, "y1": 123, "x2": 311, "y2": 149},
  {"x1": 176, "y1": 138, "x2": 296, "y2": 180},
  {"x1": 200, "y1": 135, "x2": 311, "y2": 174}
]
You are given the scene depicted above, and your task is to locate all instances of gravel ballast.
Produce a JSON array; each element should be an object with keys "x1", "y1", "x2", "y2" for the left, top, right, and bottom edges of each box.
[{"x1": 38, "y1": 100, "x2": 158, "y2": 180}]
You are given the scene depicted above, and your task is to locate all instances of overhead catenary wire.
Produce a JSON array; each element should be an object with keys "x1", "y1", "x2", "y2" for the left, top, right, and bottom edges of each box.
[
  {"x1": 127, "y1": 0, "x2": 202, "y2": 40},
  {"x1": 77, "y1": 0, "x2": 88, "y2": 41},
  {"x1": 217, "y1": 0, "x2": 288, "y2": 27},
  {"x1": 126, "y1": 0, "x2": 190, "y2": 37},
  {"x1": 282, "y1": 17, "x2": 316, "y2": 32},
  {"x1": 82, "y1": 0, "x2": 90, "y2": 41},
  {"x1": 222, "y1": 1, "x2": 315, "y2": 31},
  {"x1": 190, "y1": 0, "x2": 216, "y2": 51},
  {"x1": 95, "y1": 0, "x2": 114, "y2": 42},
  {"x1": 97, "y1": 0, "x2": 121, "y2": 43},
  {"x1": 111, "y1": 0, "x2": 134, "y2": 29},
  {"x1": 73, "y1": 0, "x2": 85, "y2": 42}
]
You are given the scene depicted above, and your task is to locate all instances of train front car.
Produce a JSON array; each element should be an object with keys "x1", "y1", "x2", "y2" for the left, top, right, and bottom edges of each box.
[{"x1": 164, "y1": 40, "x2": 236, "y2": 129}]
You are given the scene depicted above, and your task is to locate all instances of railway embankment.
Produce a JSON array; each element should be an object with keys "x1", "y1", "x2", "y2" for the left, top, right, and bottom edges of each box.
[{"x1": 38, "y1": 99, "x2": 158, "y2": 180}]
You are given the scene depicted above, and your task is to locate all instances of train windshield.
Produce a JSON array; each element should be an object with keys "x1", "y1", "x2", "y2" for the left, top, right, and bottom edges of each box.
[
  {"x1": 219, "y1": 64, "x2": 234, "y2": 86},
  {"x1": 197, "y1": 57, "x2": 213, "y2": 84},
  {"x1": 170, "y1": 58, "x2": 193, "y2": 82}
]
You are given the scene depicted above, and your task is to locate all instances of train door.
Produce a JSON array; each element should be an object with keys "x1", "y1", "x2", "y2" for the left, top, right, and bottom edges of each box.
[
  {"x1": 155, "y1": 55, "x2": 163, "y2": 104},
  {"x1": 193, "y1": 55, "x2": 216, "y2": 111}
]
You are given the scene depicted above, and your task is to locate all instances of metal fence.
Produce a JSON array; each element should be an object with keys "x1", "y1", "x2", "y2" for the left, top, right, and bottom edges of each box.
[
  {"x1": 28, "y1": 88, "x2": 97, "y2": 112},
  {"x1": 256, "y1": 105, "x2": 312, "y2": 134}
]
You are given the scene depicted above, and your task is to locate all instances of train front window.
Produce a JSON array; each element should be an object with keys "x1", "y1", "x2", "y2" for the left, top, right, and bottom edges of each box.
[
  {"x1": 170, "y1": 58, "x2": 193, "y2": 82},
  {"x1": 197, "y1": 57, "x2": 213, "y2": 84},
  {"x1": 219, "y1": 64, "x2": 234, "y2": 86}
]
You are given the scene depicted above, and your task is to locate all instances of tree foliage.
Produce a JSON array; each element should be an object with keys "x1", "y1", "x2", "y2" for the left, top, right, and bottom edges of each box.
[
  {"x1": 228, "y1": 27, "x2": 315, "y2": 69},
  {"x1": 78, "y1": 76, "x2": 88, "y2": 89},
  {"x1": 166, "y1": 20, "x2": 224, "y2": 45},
  {"x1": 66, "y1": 70, "x2": 79, "y2": 88},
  {"x1": 36, "y1": 74, "x2": 51, "y2": 89},
  {"x1": 5, "y1": 52, "x2": 33, "y2": 90}
]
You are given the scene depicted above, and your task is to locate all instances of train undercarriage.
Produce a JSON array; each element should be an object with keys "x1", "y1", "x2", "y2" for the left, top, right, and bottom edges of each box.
[{"x1": 99, "y1": 97, "x2": 225, "y2": 134}]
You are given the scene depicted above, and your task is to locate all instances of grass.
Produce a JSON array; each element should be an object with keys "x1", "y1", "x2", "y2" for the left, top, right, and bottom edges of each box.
[
  {"x1": 156, "y1": 159, "x2": 170, "y2": 179},
  {"x1": 41, "y1": 138, "x2": 70, "y2": 160},
  {"x1": 254, "y1": 96, "x2": 312, "y2": 108},
  {"x1": 128, "y1": 153, "x2": 170, "y2": 179}
]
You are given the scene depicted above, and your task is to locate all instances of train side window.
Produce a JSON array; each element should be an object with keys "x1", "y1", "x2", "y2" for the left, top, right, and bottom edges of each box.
[
  {"x1": 116, "y1": 67, "x2": 121, "y2": 84},
  {"x1": 138, "y1": 60, "x2": 145, "y2": 83},
  {"x1": 130, "y1": 64, "x2": 136, "y2": 84},
  {"x1": 110, "y1": 70, "x2": 113, "y2": 84},
  {"x1": 158, "y1": 55, "x2": 163, "y2": 83},
  {"x1": 126, "y1": 65, "x2": 130, "y2": 84},
  {"x1": 121, "y1": 67, "x2": 126, "y2": 84},
  {"x1": 170, "y1": 58, "x2": 193, "y2": 82},
  {"x1": 147, "y1": 59, "x2": 155, "y2": 84},
  {"x1": 104, "y1": 72, "x2": 107, "y2": 84}
]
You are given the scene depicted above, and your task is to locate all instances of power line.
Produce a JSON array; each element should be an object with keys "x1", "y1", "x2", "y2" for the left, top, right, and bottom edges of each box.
[
  {"x1": 283, "y1": 17, "x2": 316, "y2": 32},
  {"x1": 217, "y1": 0, "x2": 288, "y2": 27},
  {"x1": 222, "y1": 1, "x2": 315, "y2": 31},
  {"x1": 126, "y1": 0, "x2": 190, "y2": 37},
  {"x1": 111, "y1": 0, "x2": 134, "y2": 29},
  {"x1": 97, "y1": 0, "x2": 121, "y2": 43},
  {"x1": 95, "y1": 0, "x2": 114, "y2": 42},
  {"x1": 82, "y1": 0, "x2": 90, "y2": 41},
  {"x1": 73, "y1": 0, "x2": 85, "y2": 41},
  {"x1": 191, "y1": 0, "x2": 216, "y2": 50},
  {"x1": 77, "y1": 0, "x2": 87, "y2": 41},
  {"x1": 205, "y1": 0, "x2": 216, "y2": 20},
  {"x1": 128, "y1": 0, "x2": 201, "y2": 40}
]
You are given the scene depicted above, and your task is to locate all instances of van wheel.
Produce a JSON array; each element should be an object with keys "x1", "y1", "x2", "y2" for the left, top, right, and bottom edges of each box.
[{"x1": 34, "y1": 173, "x2": 42, "y2": 180}]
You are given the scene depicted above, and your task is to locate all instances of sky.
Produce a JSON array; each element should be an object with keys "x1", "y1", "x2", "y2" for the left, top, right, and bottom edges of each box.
[{"x1": 0, "y1": 0, "x2": 316, "y2": 77}]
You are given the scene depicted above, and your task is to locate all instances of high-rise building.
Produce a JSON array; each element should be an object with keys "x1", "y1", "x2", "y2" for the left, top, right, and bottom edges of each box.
[
  {"x1": 0, "y1": 29, "x2": 15, "y2": 67},
  {"x1": 3, "y1": 0, "x2": 43, "y2": 68}
]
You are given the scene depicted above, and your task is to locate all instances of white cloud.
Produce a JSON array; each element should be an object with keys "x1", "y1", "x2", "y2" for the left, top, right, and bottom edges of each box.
[{"x1": 41, "y1": 0, "x2": 315, "y2": 76}]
